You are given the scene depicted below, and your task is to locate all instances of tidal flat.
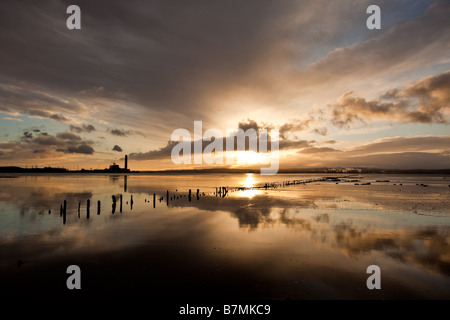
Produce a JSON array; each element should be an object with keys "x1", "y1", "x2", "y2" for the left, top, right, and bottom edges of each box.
[{"x1": 0, "y1": 173, "x2": 449, "y2": 300}]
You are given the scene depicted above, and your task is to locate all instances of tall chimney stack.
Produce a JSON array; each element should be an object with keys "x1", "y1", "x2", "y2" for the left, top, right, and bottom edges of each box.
[{"x1": 125, "y1": 155, "x2": 128, "y2": 170}]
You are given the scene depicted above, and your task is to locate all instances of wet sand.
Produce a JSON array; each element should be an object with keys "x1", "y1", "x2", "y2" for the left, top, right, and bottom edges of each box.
[{"x1": 0, "y1": 173, "x2": 449, "y2": 300}]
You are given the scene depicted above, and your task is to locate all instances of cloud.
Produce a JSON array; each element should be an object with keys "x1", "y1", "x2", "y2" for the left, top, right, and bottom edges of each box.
[
  {"x1": 238, "y1": 119, "x2": 261, "y2": 132},
  {"x1": 293, "y1": 136, "x2": 450, "y2": 169},
  {"x1": 0, "y1": 0, "x2": 448, "y2": 170},
  {"x1": 50, "y1": 114, "x2": 69, "y2": 122},
  {"x1": 113, "y1": 145, "x2": 123, "y2": 152},
  {"x1": 130, "y1": 136, "x2": 311, "y2": 161},
  {"x1": 27, "y1": 110, "x2": 69, "y2": 122},
  {"x1": 56, "y1": 132, "x2": 82, "y2": 141},
  {"x1": 23, "y1": 132, "x2": 33, "y2": 139},
  {"x1": 312, "y1": 127, "x2": 328, "y2": 136},
  {"x1": 279, "y1": 139, "x2": 312, "y2": 150},
  {"x1": 347, "y1": 136, "x2": 450, "y2": 154},
  {"x1": 330, "y1": 152, "x2": 450, "y2": 170},
  {"x1": 0, "y1": 82, "x2": 86, "y2": 122},
  {"x1": 60, "y1": 144, "x2": 95, "y2": 155},
  {"x1": 32, "y1": 135, "x2": 65, "y2": 146},
  {"x1": 70, "y1": 124, "x2": 96, "y2": 133},
  {"x1": 110, "y1": 129, "x2": 130, "y2": 137},
  {"x1": 279, "y1": 119, "x2": 311, "y2": 140},
  {"x1": 294, "y1": 1, "x2": 450, "y2": 90},
  {"x1": 299, "y1": 147, "x2": 340, "y2": 154},
  {"x1": 0, "y1": 0, "x2": 312, "y2": 130},
  {"x1": 0, "y1": 130, "x2": 97, "y2": 158},
  {"x1": 330, "y1": 71, "x2": 450, "y2": 127},
  {"x1": 2, "y1": 117, "x2": 22, "y2": 122},
  {"x1": 129, "y1": 119, "x2": 313, "y2": 160}
]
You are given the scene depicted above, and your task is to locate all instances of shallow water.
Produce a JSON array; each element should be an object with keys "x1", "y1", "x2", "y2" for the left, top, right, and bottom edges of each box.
[{"x1": 0, "y1": 173, "x2": 449, "y2": 299}]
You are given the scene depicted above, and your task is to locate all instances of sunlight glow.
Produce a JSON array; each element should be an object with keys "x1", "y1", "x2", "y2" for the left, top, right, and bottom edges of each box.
[
  {"x1": 236, "y1": 151, "x2": 268, "y2": 165},
  {"x1": 244, "y1": 173, "x2": 255, "y2": 188},
  {"x1": 238, "y1": 173, "x2": 262, "y2": 198}
]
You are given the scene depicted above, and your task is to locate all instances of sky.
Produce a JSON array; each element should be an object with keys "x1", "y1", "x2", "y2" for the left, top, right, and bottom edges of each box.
[{"x1": 0, "y1": 0, "x2": 449, "y2": 171}]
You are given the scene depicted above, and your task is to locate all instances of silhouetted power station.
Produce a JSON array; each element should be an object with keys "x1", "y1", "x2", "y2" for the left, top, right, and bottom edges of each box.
[{"x1": 107, "y1": 154, "x2": 130, "y2": 173}]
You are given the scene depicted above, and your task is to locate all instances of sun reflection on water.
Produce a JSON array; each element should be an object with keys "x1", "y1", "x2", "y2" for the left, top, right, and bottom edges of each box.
[
  {"x1": 239, "y1": 173, "x2": 262, "y2": 198},
  {"x1": 244, "y1": 173, "x2": 255, "y2": 188}
]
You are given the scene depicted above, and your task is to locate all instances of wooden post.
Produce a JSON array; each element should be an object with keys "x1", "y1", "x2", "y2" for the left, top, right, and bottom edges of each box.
[
  {"x1": 153, "y1": 193, "x2": 156, "y2": 208},
  {"x1": 189, "y1": 189, "x2": 191, "y2": 202},
  {"x1": 112, "y1": 195, "x2": 116, "y2": 214},
  {"x1": 130, "y1": 195, "x2": 133, "y2": 210},
  {"x1": 63, "y1": 200, "x2": 67, "y2": 225},
  {"x1": 78, "y1": 201, "x2": 81, "y2": 218},
  {"x1": 166, "y1": 190, "x2": 169, "y2": 206},
  {"x1": 197, "y1": 189, "x2": 199, "y2": 200},
  {"x1": 97, "y1": 200, "x2": 101, "y2": 215},
  {"x1": 87, "y1": 199, "x2": 90, "y2": 219},
  {"x1": 120, "y1": 194, "x2": 123, "y2": 213}
]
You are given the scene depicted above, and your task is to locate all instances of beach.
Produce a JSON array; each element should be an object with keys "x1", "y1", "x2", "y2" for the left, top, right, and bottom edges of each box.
[{"x1": 0, "y1": 173, "x2": 449, "y2": 300}]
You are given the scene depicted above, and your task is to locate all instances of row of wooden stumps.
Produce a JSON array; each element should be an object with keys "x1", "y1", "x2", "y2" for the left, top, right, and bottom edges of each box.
[
  {"x1": 215, "y1": 186, "x2": 228, "y2": 197},
  {"x1": 60, "y1": 199, "x2": 101, "y2": 224},
  {"x1": 54, "y1": 177, "x2": 332, "y2": 225},
  {"x1": 187, "y1": 189, "x2": 200, "y2": 202},
  {"x1": 57, "y1": 189, "x2": 199, "y2": 225},
  {"x1": 163, "y1": 189, "x2": 202, "y2": 206},
  {"x1": 58, "y1": 194, "x2": 135, "y2": 225}
]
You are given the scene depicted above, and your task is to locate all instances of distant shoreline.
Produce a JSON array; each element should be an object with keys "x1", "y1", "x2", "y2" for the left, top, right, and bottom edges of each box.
[{"x1": 0, "y1": 166, "x2": 449, "y2": 175}]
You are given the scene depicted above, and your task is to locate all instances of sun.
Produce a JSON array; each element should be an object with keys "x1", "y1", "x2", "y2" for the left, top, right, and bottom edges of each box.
[{"x1": 235, "y1": 151, "x2": 266, "y2": 165}]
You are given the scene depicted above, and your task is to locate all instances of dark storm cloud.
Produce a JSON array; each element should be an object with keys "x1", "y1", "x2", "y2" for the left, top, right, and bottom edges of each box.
[
  {"x1": 0, "y1": 0, "x2": 303, "y2": 125},
  {"x1": 112, "y1": 145, "x2": 123, "y2": 152},
  {"x1": 1, "y1": 0, "x2": 446, "y2": 131}
]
